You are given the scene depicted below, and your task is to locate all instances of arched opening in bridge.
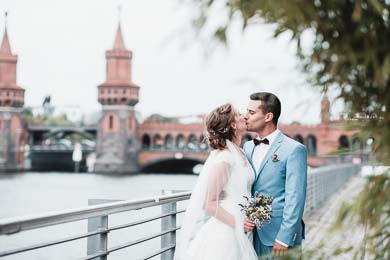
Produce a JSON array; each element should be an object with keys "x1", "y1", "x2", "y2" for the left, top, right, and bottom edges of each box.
[
  {"x1": 199, "y1": 135, "x2": 208, "y2": 150},
  {"x1": 294, "y1": 134, "x2": 304, "y2": 144},
  {"x1": 339, "y1": 135, "x2": 350, "y2": 151},
  {"x1": 187, "y1": 134, "x2": 197, "y2": 150},
  {"x1": 307, "y1": 135, "x2": 317, "y2": 156},
  {"x1": 176, "y1": 134, "x2": 185, "y2": 150},
  {"x1": 142, "y1": 134, "x2": 151, "y2": 149},
  {"x1": 141, "y1": 158, "x2": 203, "y2": 174},
  {"x1": 153, "y1": 134, "x2": 163, "y2": 150},
  {"x1": 352, "y1": 136, "x2": 362, "y2": 151},
  {"x1": 164, "y1": 134, "x2": 173, "y2": 150}
]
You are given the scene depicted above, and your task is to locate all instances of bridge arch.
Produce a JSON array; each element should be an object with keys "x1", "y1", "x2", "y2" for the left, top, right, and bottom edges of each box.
[
  {"x1": 187, "y1": 134, "x2": 197, "y2": 150},
  {"x1": 339, "y1": 135, "x2": 350, "y2": 150},
  {"x1": 176, "y1": 134, "x2": 185, "y2": 150},
  {"x1": 164, "y1": 134, "x2": 174, "y2": 150},
  {"x1": 142, "y1": 134, "x2": 151, "y2": 149},
  {"x1": 199, "y1": 135, "x2": 208, "y2": 150},
  {"x1": 152, "y1": 134, "x2": 163, "y2": 150},
  {"x1": 352, "y1": 135, "x2": 362, "y2": 151},
  {"x1": 307, "y1": 134, "x2": 317, "y2": 156},
  {"x1": 141, "y1": 156, "x2": 204, "y2": 174}
]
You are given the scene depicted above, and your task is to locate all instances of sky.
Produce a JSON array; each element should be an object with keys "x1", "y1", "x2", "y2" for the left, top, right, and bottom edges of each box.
[{"x1": 0, "y1": 0, "x2": 343, "y2": 124}]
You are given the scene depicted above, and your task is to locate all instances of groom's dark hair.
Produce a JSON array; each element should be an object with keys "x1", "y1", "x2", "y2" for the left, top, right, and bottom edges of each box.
[{"x1": 250, "y1": 92, "x2": 281, "y2": 125}]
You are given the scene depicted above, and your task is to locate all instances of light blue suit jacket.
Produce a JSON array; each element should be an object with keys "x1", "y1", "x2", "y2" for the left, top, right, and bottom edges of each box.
[{"x1": 243, "y1": 132, "x2": 307, "y2": 248}]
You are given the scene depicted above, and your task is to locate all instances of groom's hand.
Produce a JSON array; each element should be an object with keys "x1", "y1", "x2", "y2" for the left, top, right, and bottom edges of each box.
[
  {"x1": 243, "y1": 218, "x2": 255, "y2": 232},
  {"x1": 272, "y1": 241, "x2": 288, "y2": 256}
]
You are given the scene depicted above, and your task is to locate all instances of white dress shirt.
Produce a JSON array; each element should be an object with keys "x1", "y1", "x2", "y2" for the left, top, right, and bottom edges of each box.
[
  {"x1": 252, "y1": 129, "x2": 289, "y2": 248},
  {"x1": 252, "y1": 129, "x2": 280, "y2": 174}
]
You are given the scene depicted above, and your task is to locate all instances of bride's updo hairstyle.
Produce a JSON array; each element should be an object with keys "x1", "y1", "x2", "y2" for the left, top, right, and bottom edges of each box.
[{"x1": 205, "y1": 103, "x2": 236, "y2": 150}]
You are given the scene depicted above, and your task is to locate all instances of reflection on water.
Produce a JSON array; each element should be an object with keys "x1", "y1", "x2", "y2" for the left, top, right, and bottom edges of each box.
[{"x1": 0, "y1": 172, "x2": 198, "y2": 260}]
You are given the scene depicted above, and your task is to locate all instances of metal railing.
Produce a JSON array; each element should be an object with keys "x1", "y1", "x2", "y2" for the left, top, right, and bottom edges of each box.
[
  {"x1": 0, "y1": 163, "x2": 361, "y2": 259},
  {"x1": 0, "y1": 191, "x2": 191, "y2": 260},
  {"x1": 304, "y1": 163, "x2": 361, "y2": 215}
]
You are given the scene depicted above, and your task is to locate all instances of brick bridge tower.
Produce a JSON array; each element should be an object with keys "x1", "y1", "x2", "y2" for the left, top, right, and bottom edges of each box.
[
  {"x1": 0, "y1": 15, "x2": 26, "y2": 171},
  {"x1": 94, "y1": 21, "x2": 140, "y2": 173},
  {"x1": 321, "y1": 87, "x2": 331, "y2": 123}
]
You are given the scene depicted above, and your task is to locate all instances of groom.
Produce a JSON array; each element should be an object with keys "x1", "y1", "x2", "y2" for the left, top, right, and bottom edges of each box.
[{"x1": 243, "y1": 92, "x2": 307, "y2": 258}]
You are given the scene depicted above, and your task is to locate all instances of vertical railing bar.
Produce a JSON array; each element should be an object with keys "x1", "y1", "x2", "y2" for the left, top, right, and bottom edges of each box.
[
  {"x1": 87, "y1": 199, "x2": 115, "y2": 260},
  {"x1": 161, "y1": 190, "x2": 177, "y2": 260}
]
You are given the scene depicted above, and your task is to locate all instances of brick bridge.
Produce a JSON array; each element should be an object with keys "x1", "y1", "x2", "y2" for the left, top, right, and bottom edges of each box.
[
  {"x1": 1, "y1": 19, "x2": 370, "y2": 173},
  {"x1": 26, "y1": 112, "x2": 370, "y2": 173}
]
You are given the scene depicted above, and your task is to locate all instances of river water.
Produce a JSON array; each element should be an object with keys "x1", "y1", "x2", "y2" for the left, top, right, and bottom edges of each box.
[{"x1": 0, "y1": 172, "x2": 198, "y2": 260}]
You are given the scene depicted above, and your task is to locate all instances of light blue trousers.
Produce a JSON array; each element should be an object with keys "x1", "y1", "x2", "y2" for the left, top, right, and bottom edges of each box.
[{"x1": 255, "y1": 235, "x2": 302, "y2": 260}]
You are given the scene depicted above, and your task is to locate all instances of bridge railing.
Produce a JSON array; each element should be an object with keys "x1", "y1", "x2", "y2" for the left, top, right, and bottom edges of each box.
[
  {"x1": 0, "y1": 191, "x2": 191, "y2": 260},
  {"x1": 30, "y1": 145, "x2": 95, "y2": 151},
  {"x1": 141, "y1": 147, "x2": 209, "y2": 153},
  {"x1": 0, "y1": 163, "x2": 361, "y2": 259},
  {"x1": 304, "y1": 163, "x2": 361, "y2": 215}
]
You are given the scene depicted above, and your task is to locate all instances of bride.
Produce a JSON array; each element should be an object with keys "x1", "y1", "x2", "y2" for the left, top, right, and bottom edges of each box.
[{"x1": 174, "y1": 104, "x2": 258, "y2": 260}]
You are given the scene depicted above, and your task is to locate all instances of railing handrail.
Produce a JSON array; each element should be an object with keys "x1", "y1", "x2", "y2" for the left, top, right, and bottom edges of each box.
[
  {"x1": 308, "y1": 162, "x2": 357, "y2": 173},
  {"x1": 0, "y1": 191, "x2": 191, "y2": 235}
]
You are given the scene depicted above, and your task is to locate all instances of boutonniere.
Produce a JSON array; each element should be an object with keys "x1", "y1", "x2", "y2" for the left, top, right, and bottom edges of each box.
[{"x1": 272, "y1": 154, "x2": 280, "y2": 162}]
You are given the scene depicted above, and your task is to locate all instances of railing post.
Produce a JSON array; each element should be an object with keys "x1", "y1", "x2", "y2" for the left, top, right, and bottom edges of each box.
[
  {"x1": 161, "y1": 190, "x2": 176, "y2": 260},
  {"x1": 87, "y1": 199, "x2": 118, "y2": 260}
]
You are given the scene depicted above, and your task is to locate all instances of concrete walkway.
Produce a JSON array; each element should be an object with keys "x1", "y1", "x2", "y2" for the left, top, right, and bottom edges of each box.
[{"x1": 303, "y1": 174, "x2": 368, "y2": 259}]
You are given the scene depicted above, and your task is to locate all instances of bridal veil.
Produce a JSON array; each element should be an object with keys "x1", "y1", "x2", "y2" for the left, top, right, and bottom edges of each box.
[{"x1": 174, "y1": 140, "x2": 258, "y2": 260}]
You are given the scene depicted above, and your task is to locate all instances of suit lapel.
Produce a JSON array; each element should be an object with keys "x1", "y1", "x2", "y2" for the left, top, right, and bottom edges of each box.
[
  {"x1": 244, "y1": 141, "x2": 257, "y2": 179},
  {"x1": 255, "y1": 132, "x2": 284, "y2": 182}
]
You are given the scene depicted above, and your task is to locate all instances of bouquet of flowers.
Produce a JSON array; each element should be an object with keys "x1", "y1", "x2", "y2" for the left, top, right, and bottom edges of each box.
[{"x1": 239, "y1": 192, "x2": 274, "y2": 228}]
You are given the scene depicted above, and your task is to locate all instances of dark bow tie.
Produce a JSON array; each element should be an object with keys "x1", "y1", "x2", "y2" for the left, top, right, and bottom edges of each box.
[{"x1": 253, "y1": 138, "x2": 269, "y2": 146}]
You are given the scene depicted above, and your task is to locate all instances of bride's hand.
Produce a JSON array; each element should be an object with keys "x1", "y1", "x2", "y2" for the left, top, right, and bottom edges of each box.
[{"x1": 243, "y1": 218, "x2": 255, "y2": 232}]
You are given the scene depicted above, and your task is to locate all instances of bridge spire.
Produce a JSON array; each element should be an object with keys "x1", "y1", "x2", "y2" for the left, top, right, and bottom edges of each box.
[
  {"x1": 113, "y1": 23, "x2": 126, "y2": 50},
  {"x1": 97, "y1": 8, "x2": 139, "y2": 107},
  {"x1": 321, "y1": 86, "x2": 330, "y2": 123},
  {"x1": 1, "y1": 12, "x2": 12, "y2": 54},
  {"x1": 113, "y1": 5, "x2": 126, "y2": 50}
]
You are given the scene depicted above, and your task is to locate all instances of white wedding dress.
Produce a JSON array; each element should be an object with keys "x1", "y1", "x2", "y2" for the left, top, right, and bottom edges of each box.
[{"x1": 174, "y1": 140, "x2": 258, "y2": 260}]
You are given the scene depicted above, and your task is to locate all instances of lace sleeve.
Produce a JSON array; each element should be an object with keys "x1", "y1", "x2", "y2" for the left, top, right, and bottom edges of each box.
[{"x1": 204, "y1": 157, "x2": 235, "y2": 228}]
